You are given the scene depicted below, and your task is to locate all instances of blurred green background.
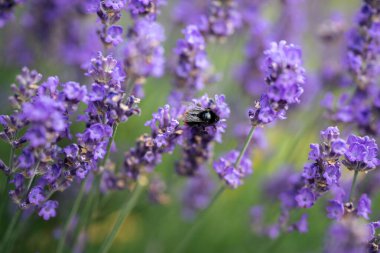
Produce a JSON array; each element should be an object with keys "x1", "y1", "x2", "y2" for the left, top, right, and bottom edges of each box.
[{"x1": 0, "y1": 0, "x2": 369, "y2": 252}]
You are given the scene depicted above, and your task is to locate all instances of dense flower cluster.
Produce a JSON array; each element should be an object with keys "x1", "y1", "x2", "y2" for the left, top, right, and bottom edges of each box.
[
  {"x1": 324, "y1": 1, "x2": 380, "y2": 137},
  {"x1": 176, "y1": 94, "x2": 230, "y2": 176},
  {"x1": 102, "y1": 104, "x2": 182, "y2": 190},
  {"x1": 95, "y1": 0, "x2": 126, "y2": 48},
  {"x1": 250, "y1": 126, "x2": 379, "y2": 240},
  {"x1": 248, "y1": 40, "x2": 305, "y2": 126},
  {"x1": 169, "y1": 25, "x2": 210, "y2": 104},
  {"x1": 0, "y1": 50, "x2": 141, "y2": 220},
  {"x1": 199, "y1": 0, "x2": 242, "y2": 41},
  {"x1": 323, "y1": 189, "x2": 377, "y2": 253},
  {"x1": 343, "y1": 135, "x2": 379, "y2": 172},
  {"x1": 0, "y1": 68, "x2": 87, "y2": 219},
  {"x1": 124, "y1": 19, "x2": 165, "y2": 83},
  {"x1": 1, "y1": 1, "x2": 380, "y2": 252},
  {"x1": 121, "y1": 0, "x2": 166, "y2": 98},
  {"x1": 83, "y1": 52, "x2": 140, "y2": 126},
  {"x1": 122, "y1": 104, "x2": 181, "y2": 180},
  {"x1": 295, "y1": 127, "x2": 345, "y2": 208},
  {"x1": 127, "y1": 0, "x2": 166, "y2": 20}
]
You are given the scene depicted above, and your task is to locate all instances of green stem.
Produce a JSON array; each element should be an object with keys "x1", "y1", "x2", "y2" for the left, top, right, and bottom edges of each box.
[
  {"x1": 9, "y1": 147, "x2": 14, "y2": 173},
  {"x1": 0, "y1": 209, "x2": 21, "y2": 252},
  {"x1": 56, "y1": 180, "x2": 87, "y2": 253},
  {"x1": 173, "y1": 185, "x2": 225, "y2": 253},
  {"x1": 71, "y1": 183, "x2": 98, "y2": 251},
  {"x1": 174, "y1": 126, "x2": 256, "y2": 253},
  {"x1": 234, "y1": 126, "x2": 255, "y2": 168},
  {"x1": 25, "y1": 162, "x2": 40, "y2": 196},
  {"x1": 125, "y1": 76, "x2": 137, "y2": 97},
  {"x1": 348, "y1": 170, "x2": 359, "y2": 201},
  {"x1": 102, "y1": 124, "x2": 118, "y2": 167},
  {"x1": 98, "y1": 183, "x2": 145, "y2": 253}
]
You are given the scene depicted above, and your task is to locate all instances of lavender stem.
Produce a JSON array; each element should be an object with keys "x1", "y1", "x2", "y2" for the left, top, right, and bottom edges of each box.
[
  {"x1": 348, "y1": 170, "x2": 359, "y2": 202},
  {"x1": 56, "y1": 180, "x2": 86, "y2": 253},
  {"x1": 0, "y1": 209, "x2": 21, "y2": 252},
  {"x1": 174, "y1": 126, "x2": 256, "y2": 253},
  {"x1": 234, "y1": 126, "x2": 255, "y2": 168},
  {"x1": 98, "y1": 182, "x2": 145, "y2": 253},
  {"x1": 173, "y1": 185, "x2": 225, "y2": 253}
]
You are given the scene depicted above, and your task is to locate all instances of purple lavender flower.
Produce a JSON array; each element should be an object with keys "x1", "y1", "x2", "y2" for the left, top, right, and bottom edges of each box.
[
  {"x1": 317, "y1": 14, "x2": 348, "y2": 89},
  {"x1": 148, "y1": 175, "x2": 170, "y2": 205},
  {"x1": 0, "y1": 0, "x2": 25, "y2": 28},
  {"x1": 86, "y1": 52, "x2": 125, "y2": 89},
  {"x1": 235, "y1": 14, "x2": 268, "y2": 97},
  {"x1": 324, "y1": 1, "x2": 380, "y2": 137},
  {"x1": 369, "y1": 220, "x2": 380, "y2": 252},
  {"x1": 168, "y1": 25, "x2": 211, "y2": 104},
  {"x1": 181, "y1": 169, "x2": 215, "y2": 220},
  {"x1": 324, "y1": 218, "x2": 370, "y2": 253},
  {"x1": 83, "y1": 52, "x2": 140, "y2": 125},
  {"x1": 102, "y1": 0, "x2": 126, "y2": 12},
  {"x1": 295, "y1": 188, "x2": 315, "y2": 208},
  {"x1": 104, "y1": 25, "x2": 124, "y2": 46},
  {"x1": 106, "y1": 104, "x2": 183, "y2": 183},
  {"x1": 176, "y1": 94, "x2": 230, "y2": 176},
  {"x1": 274, "y1": 0, "x2": 306, "y2": 44},
  {"x1": 76, "y1": 123, "x2": 113, "y2": 162},
  {"x1": 199, "y1": 0, "x2": 242, "y2": 41},
  {"x1": 94, "y1": 0, "x2": 126, "y2": 48},
  {"x1": 38, "y1": 200, "x2": 59, "y2": 220},
  {"x1": 172, "y1": 0, "x2": 207, "y2": 25},
  {"x1": 294, "y1": 126, "x2": 346, "y2": 209},
  {"x1": 288, "y1": 214, "x2": 308, "y2": 233},
  {"x1": 248, "y1": 41, "x2": 305, "y2": 126},
  {"x1": 3, "y1": 0, "x2": 101, "y2": 67},
  {"x1": 213, "y1": 150, "x2": 252, "y2": 189},
  {"x1": 28, "y1": 186, "x2": 45, "y2": 205},
  {"x1": 326, "y1": 200, "x2": 345, "y2": 220},
  {"x1": 0, "y1": 65, "x2": 128, "y2": 219},
  {"x1": 356, "y1": 194, "x2": 371, "y2": 220},
  {"x1": 8, "y1": 67, "x2": 42, "y2": 109},
  {"x1": 124, "y1": 19, "x2": 165, "y2": 95},
  {"x1": 127, "y1": 0, "x2": 166, "y2": 20},
  {"x1": 343, "y1": 135, "x2": 379, "y2": 171},
  {"x1": 249, "y1": 166, "x2": 310, "y2": 239}
]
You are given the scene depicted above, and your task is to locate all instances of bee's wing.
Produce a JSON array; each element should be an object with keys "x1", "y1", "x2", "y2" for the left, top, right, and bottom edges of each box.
[{"x1": 184, "y1": 106, "x2": 204, "y2": 123}]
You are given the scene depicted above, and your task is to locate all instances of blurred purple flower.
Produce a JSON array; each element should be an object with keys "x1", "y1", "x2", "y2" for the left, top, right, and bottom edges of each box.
[{"x1": 181, "y1": 169, "x2": 215, "y2": 220}]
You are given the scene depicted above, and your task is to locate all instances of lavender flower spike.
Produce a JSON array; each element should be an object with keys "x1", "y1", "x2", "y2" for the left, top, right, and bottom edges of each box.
[{"x1": 249, "y1": 40, "x2": 305, "y2": 126}]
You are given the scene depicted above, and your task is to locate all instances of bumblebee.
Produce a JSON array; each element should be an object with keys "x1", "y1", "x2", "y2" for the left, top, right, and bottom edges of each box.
[{"x1": 184, "y1": 106, "x2": 220, "y2": 127}]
